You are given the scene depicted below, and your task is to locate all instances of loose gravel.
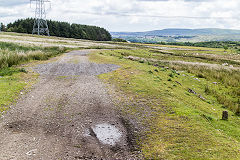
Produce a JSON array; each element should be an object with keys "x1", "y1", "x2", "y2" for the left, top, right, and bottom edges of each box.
[{"x1": 35, "y1": 50, "x2": 120, "y2": 76}]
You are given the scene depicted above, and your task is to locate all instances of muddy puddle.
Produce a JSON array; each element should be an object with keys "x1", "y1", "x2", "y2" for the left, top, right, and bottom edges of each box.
[{"x1": 85, "y1": 123, "x2": 122, "y2": 146}]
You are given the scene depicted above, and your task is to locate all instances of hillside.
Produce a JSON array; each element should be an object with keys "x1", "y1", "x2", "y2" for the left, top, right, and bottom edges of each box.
[
  {"x1": 112, "y1": 28, "x2": 240, "y2": 42},
  {"x1": 0, "y1": 32, "x2": 240, "y2": 159},
  {"x1": 112, "y1": 28, "x2": 240, "y2": 36}
]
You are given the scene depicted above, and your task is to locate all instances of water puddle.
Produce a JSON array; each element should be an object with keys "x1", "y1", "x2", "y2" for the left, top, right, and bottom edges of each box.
[{"x1": 91, "y1": 123, "x2": 122, "y2": 146}]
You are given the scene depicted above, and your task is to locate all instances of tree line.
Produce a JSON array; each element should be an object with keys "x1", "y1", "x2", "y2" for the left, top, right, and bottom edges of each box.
[{"x1": 1, "y1": 18, "x2": 112, "y2": 41}]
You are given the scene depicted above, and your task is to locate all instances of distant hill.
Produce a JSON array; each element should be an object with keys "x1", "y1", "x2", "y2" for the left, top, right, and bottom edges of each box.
[
  {"x1": 112, "y1": 28, "x2": 240, "y2": 37},
  {"x1": 111, "y1": 28, "x2": 240, "y2": 43}
]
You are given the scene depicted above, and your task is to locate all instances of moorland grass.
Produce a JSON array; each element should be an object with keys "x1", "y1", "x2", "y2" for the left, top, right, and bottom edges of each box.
[
  {"x1": 0, "y1": 41, "x2": 40, "y2": 52},
  {"x1": 169, "y1": 64, "x2": 240, "y2": 113},
  {"x1": 0, "y1": 42, "x2": 67, "y2": 70},
  {"x1": 90, "y1": 49, "x2": 240, "y2": 159},
  {"x1": 99, "y1": 49, "x2": 240, "y2": 113}
]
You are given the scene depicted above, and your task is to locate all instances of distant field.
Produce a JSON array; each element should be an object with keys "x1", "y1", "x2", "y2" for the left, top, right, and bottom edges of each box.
[
  {"x1": 0, "y1": 32, "x2": 127, "y2": 49},
  {"x1": 112, "y1": 28, "x2": 240, "y2": 43},
  {"x1": 115, "y1": 34, "x2": 240, "y2": 43}
]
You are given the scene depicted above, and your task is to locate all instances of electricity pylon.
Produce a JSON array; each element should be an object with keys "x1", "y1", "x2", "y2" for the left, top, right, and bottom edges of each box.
[{"x1": 30, "y1": 0, "x2": 50, "y2": 36}]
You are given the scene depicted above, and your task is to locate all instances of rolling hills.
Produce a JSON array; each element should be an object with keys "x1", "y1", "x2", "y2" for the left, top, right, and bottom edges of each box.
[{"x1": 111, "y1": 28, "x2": 240, "y2": 43}]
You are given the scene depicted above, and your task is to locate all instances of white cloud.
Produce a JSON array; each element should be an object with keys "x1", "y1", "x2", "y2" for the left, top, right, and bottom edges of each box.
[{"x1": 0, "y1": 0, "x2": 240, "y2": 31}]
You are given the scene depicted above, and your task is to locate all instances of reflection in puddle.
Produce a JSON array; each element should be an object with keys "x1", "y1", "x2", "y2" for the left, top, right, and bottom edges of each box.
[{"x1": 92, "y1": 123, "x2": 122, "y2": 146}]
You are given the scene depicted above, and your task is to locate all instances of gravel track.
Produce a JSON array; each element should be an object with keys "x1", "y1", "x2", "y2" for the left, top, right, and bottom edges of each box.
[{"x1": 0, "y1": 50, "x2": 139, "y2": 160}]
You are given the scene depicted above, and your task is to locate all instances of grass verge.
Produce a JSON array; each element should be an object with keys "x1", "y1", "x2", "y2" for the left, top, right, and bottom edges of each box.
[
  {"x1": 0, "y1": 41, "x2": 68, "y2": 114},
  {"x1": 0, "y1": 69, "x2": 38, "y2": 113}
]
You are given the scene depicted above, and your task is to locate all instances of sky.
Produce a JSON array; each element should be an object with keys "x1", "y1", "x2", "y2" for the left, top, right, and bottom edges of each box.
[{"x1": 0, "y1": 0, "x2": 240, "y2": 32}]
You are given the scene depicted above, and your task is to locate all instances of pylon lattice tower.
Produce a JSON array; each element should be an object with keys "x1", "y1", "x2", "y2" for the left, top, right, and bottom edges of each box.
[{"x1": 30, "y1": 0, "x2": 50, "y2": 36}]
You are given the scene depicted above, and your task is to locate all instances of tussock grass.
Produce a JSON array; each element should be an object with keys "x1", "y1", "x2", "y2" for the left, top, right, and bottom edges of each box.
[
  {"x1": 169, "y1": 63, "x2": 240, "y2": 112},
  {"x1": 170, "y1": 63, "x2": 240, "y2": 87},
  {"x1": 0, "y1": 41, "x2": 39, "y2": 52},
  {"x1": 163, "y1": 49, "x2": 240, "y2": 65},
  {"x1": 0, "y1": 42, "x2": 66, "y2": 70},
  {"x1": 100, "y1": 49, "x2": 240, "y2": 113}
]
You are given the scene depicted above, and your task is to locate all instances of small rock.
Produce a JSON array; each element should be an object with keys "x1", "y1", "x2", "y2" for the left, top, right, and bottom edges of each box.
[
  {"x1": 222, "y1": 111, "x2": 228, "y2": 120},
  {"x1": 199, "y1": 95, "x2": 206, "y2": 101},
  {"x1": 188, "y1": 88, "x2": 197, "y2": 95},
  {"x1": 222, "y1": 63, "x2": 228, "y2": 66},
  {"x1": 26, "y1": 149, "x2": 37, "y2": 156},
  {"x1": 193, "y1": 78, "x2": 200, "y2": 81},
  {"x1": 175, "y1": 81, "x2": 182, "y2": 86}
]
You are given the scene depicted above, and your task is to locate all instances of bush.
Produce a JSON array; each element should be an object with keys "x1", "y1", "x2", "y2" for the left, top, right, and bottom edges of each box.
[{"x1": 112, "y1": 38, "x2": 127, "y2": 42}]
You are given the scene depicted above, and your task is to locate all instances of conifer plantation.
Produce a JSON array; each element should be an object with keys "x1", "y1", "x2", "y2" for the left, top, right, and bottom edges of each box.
[{"x1": 5, "y1": 18, "x2": 112, "y2": 41}]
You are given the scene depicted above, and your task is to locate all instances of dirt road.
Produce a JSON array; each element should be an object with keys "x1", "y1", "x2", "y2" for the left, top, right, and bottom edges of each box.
[{"x1": 0, "y1": 50, "x2": 138, "y2": 160}]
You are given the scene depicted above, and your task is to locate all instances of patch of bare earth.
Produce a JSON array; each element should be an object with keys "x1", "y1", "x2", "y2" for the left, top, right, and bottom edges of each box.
[{"x1": 0, "y1": 50, "x2": 141, "y2": 160}]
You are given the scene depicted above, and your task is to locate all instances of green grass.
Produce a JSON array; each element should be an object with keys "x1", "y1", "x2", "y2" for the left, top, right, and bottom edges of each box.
[
  {"x1": 0, "y1": 75, "x2": 24, "y2": 112},
  {"x1": 169, "y1": 64, "x2": 240, "y2": 112},
  {"x1": 0, "y1": 41, "x2": 68, "y2": 113},
  {"x1": 0, "y1": 71, "x2": 38, "y2": 112},
  {"x1": 0, "y1": 67, "x2": 27, "y2": 76},
  {"x1": 89, "y1": 49, "x2": 240, "y2": 159},
  {"x1": 98, "y1": 49, "x2": 240, "y2": 113}
]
